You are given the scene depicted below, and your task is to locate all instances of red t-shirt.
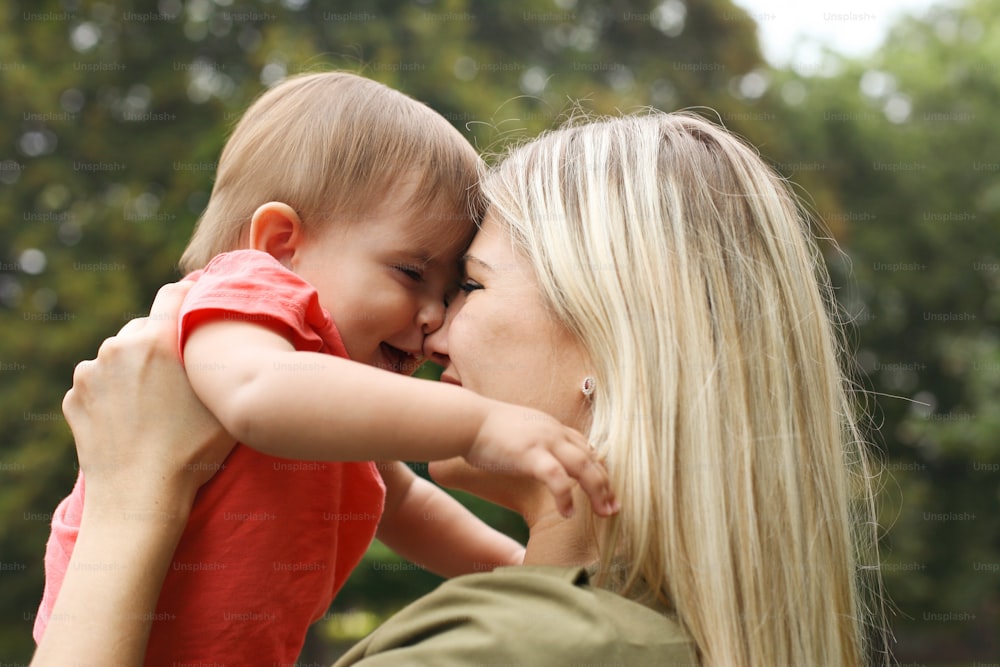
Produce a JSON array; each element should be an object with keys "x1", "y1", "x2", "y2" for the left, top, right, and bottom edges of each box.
[{"x1": 35, "y1": 249, "x2": 386, "y2": 665}]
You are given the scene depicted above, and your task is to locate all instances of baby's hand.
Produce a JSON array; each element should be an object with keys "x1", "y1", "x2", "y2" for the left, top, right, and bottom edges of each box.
[{"x1": 467, "y1": 402, "x2": 619, "y2": 518}]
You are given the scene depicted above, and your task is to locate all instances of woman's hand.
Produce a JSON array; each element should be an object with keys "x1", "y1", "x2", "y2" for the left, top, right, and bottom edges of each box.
[{"x1": 64, "y1": 280, "x2": 235, "y2": 521}]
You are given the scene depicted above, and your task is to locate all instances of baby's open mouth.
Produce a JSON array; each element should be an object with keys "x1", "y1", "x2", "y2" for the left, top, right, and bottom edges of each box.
[{"x1": 378, "y1": 343, "x2": 419, "y2": 374}]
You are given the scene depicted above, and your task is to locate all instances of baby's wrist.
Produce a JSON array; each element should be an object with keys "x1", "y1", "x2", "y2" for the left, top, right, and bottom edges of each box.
[{"x1": 459, "y1": 392, "x2": 502, "y2": 450}]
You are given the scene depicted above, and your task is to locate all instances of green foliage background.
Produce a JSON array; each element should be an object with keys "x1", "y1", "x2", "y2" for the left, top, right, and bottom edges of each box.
[{"x1": 1, "y1": 0, "x2": 997, "y2": 664}]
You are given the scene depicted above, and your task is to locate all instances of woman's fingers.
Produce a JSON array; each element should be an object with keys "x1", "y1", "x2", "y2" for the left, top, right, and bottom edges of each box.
[
  {"x1": 147, "y1": 281, "x2": 194, "y2": 333},
  {"x1": 112, "y1": 281, "x2": 192, "y2": 339},
  {"x1": 116, "y1": 317, "x2": 147, "y2": 337}
]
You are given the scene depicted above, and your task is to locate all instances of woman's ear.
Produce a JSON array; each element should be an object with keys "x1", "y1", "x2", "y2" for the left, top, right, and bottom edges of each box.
[{"x1": 248, "y1": 202, "x2": 304, "y2": 266}]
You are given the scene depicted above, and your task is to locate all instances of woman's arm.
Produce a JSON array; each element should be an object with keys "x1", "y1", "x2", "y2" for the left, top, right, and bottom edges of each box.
[
  {"x1": 31, "y1": 499, "x2": 191, "y2": 667},
  {"x1": 31, "y1": 282, "x2": 234, "y2": 667},
  {"x1": 184, "y1": 320, "x2": 617, "y2": 518}
]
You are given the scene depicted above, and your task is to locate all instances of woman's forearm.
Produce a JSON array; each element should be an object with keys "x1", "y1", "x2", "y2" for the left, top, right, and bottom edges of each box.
[{"x1": 31, "y1": 498, "x2": 192, "y2": 667}]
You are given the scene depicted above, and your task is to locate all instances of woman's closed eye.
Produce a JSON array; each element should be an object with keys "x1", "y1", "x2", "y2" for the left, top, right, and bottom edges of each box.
[
  {"x1": 443, "y1": 279, "x2": 482, "y2": 308},
  {"x1": 457, "y1": 279, "x2": 483, "y2": 293}
]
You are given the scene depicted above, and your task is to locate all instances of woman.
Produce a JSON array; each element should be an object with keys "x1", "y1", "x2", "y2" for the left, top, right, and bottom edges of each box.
[{"x1": 33, "y1": 112, "x2": 887, "y2": 666}]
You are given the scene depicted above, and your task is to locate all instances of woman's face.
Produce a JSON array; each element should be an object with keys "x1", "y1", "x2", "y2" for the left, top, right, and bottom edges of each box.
[
  {"x1": 424, "y1": 212, "x2": 592, "y2": 501},
  {"x1": 427, "y1": 212, "x2": 589, "y2": 421}
]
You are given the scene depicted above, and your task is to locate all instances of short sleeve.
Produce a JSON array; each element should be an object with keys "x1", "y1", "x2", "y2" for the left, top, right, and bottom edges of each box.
[{"x1": 178, "y1": 249, "x2": 342, "y2": 355}]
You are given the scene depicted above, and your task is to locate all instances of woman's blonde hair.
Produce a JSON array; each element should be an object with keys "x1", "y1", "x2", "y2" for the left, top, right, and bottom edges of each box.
[
  {"x1": 179, "y1": 71, "x2": 481, "y2": 273},
  {"x1": 482, "y1": 112, "x2": 887, "y2": 666}
]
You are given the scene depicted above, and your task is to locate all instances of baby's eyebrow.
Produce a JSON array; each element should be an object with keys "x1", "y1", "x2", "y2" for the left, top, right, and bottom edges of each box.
[{"x1": 394, "y1": 249, "x2": 432, "y2": 267}]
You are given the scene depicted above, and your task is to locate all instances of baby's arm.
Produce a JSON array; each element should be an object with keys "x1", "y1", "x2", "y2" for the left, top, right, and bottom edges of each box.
[
  {"x1": 184, "y1": 319, "x2": 616, "y2": 517},
  {"x1": 375, "y1": 462, "x2": 524, "y2": 578}
]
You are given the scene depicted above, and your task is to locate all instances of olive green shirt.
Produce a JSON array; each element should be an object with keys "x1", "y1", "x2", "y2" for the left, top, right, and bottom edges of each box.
[{"x1": 333, "y1": 564, "x2": 697, "y2": 666}]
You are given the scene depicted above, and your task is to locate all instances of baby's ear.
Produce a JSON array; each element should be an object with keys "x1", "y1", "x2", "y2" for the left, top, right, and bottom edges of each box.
[{"x1": 248, "y1": 202, "x2": 303, "y2": 266}]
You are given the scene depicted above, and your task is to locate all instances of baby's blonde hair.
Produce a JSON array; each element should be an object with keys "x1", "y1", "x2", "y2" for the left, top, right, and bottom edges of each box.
[
  {"x1": 179, "y1": 72, "x2": 481, "y2": 273},
  {"x1": 483, "y1": 112, "x2": 887, "y2": 666}
]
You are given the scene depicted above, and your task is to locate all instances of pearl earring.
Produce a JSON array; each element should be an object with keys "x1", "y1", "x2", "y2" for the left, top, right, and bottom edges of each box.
[{"x1": 581, "y1": 376, "x2": 596, "y2": 397}]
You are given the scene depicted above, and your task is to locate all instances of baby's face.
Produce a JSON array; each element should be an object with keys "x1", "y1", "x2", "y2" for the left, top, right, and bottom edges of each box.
[{"x1": 290, "y1": 179, "x2": 473, "y2": 373}]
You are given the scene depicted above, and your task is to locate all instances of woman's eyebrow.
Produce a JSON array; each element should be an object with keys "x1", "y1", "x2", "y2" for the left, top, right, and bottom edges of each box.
[{"x1": 461, "y1": 254, "x2": 495, "y2": 273}]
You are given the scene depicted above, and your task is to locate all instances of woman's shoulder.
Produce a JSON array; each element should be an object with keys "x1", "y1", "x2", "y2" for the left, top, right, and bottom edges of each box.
[
  {"x1": 473, "y1": 565, "x2": 694, "y2": 656},
  {"x1": 333, "y1": 564, "x2": 698, "y2": 666}
]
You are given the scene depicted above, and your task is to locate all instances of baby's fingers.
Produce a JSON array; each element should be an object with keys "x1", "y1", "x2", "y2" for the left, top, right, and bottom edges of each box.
[
  {"x1": 522, "y1": 449, "x2": 578, "y2": 518},
  {"x1": 553, "y1": 437, "x2": 619, "y2": 517}
]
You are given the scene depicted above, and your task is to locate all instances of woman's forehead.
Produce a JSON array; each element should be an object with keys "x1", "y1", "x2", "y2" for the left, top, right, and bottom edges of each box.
[{"x1": 466, "y1": 215, "x2": 513, "y2": 264}]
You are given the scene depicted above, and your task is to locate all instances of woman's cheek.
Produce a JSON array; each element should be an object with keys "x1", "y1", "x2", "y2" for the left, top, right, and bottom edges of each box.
[{"x1": 445, "y1": 312, "x2": 474, "y2": 364}]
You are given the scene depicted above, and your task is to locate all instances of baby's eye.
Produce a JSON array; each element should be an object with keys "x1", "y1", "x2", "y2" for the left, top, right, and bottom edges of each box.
[{"x1": 393, "y1": 264, "x2": 424, "y2": 282}]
